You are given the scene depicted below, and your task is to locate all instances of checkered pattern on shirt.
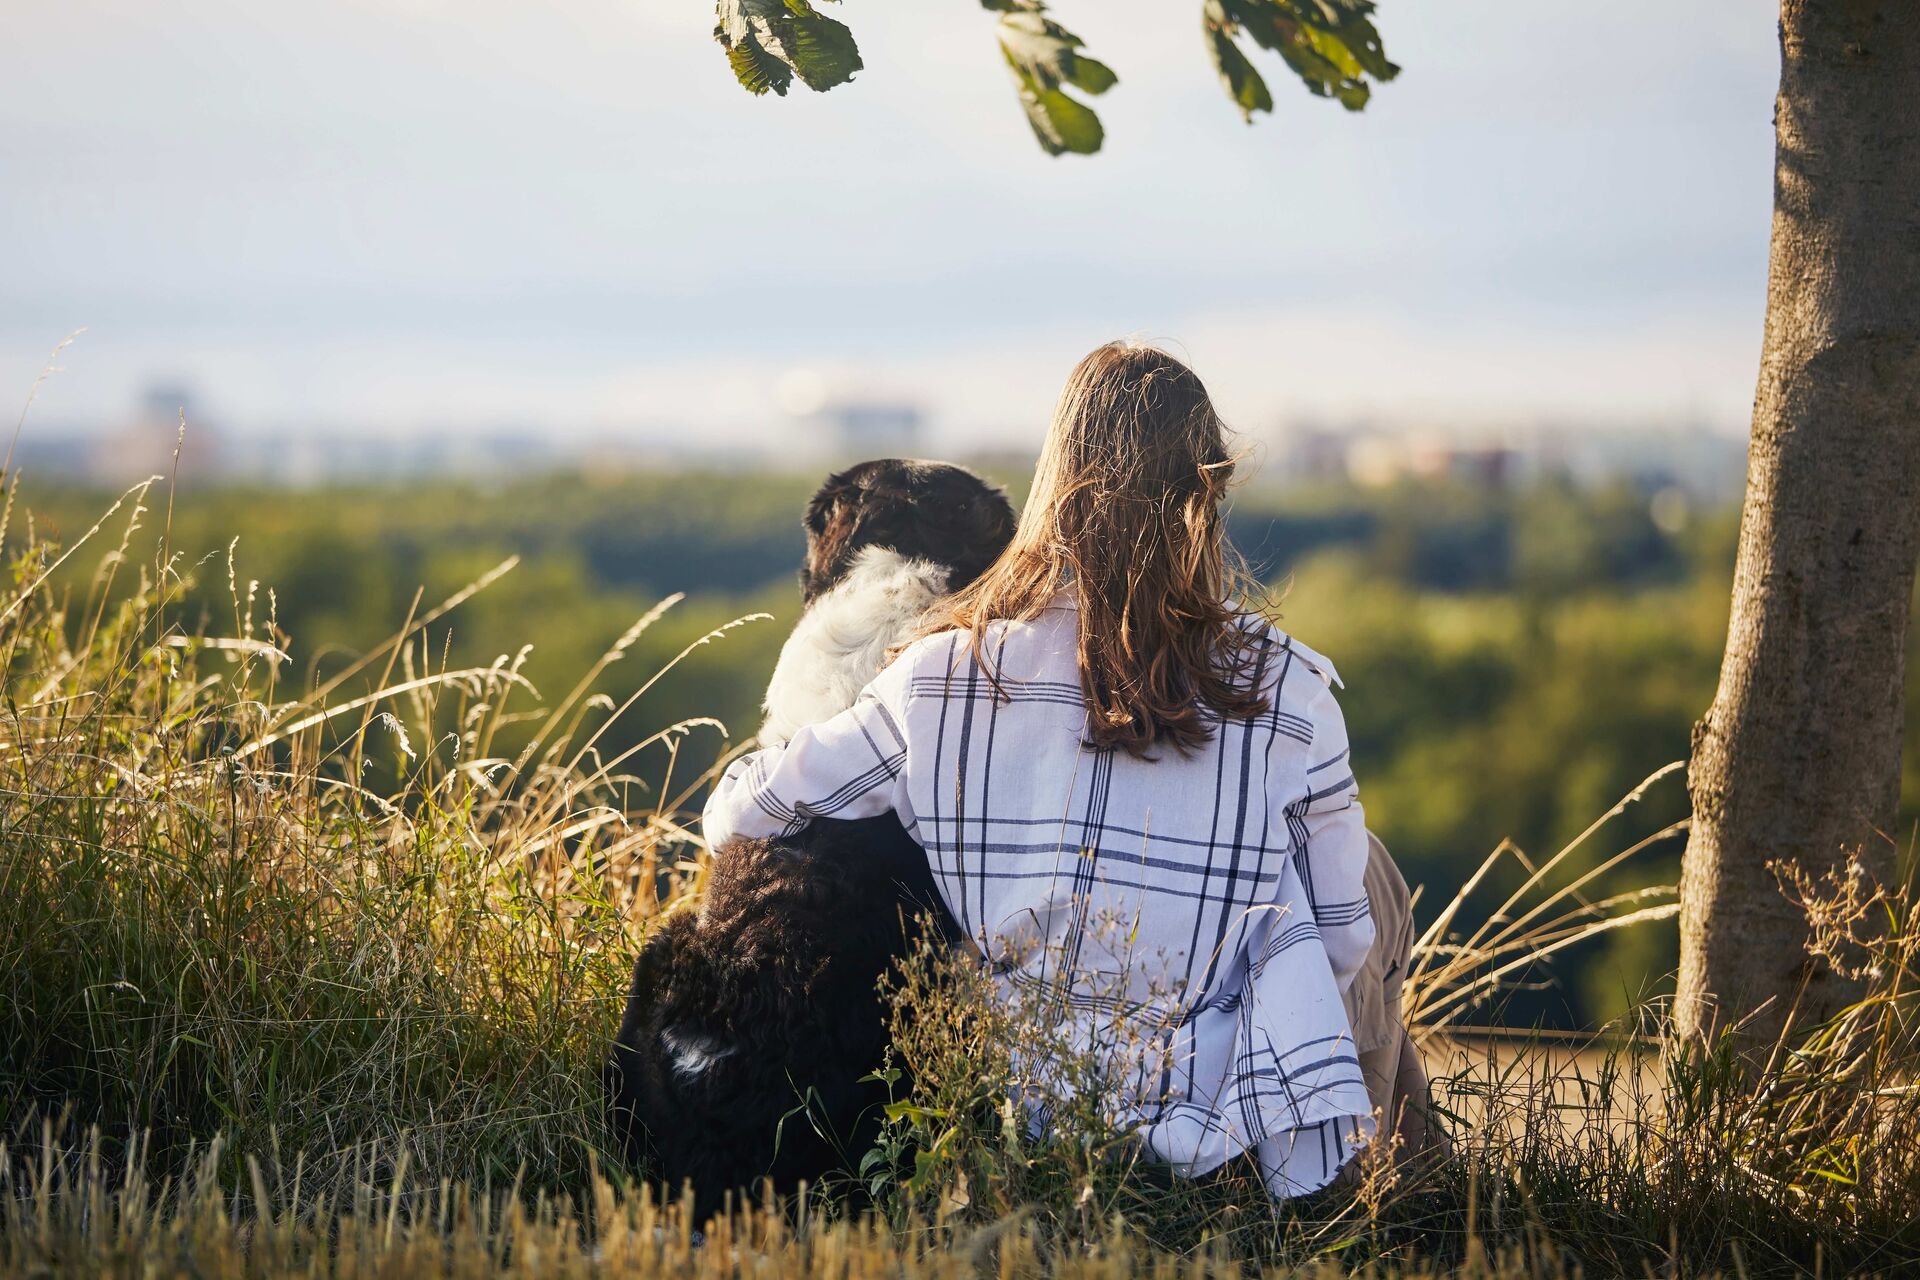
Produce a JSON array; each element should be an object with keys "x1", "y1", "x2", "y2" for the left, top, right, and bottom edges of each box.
[{"x1": 704, "y1": 603, "x2": 1377, "y2": 1196}]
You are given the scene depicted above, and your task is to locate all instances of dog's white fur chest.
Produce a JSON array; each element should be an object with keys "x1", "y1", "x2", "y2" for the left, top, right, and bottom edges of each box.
[
  {"x1": 758, "y1": 547, "x2": 951, "y2": 748},
  {"x1": 660, "y1": 1026, "x2": 736, "y2": 1079}
]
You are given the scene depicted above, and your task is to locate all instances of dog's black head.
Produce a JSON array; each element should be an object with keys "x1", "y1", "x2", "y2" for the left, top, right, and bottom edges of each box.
[{"x1": 799, "y1": 459, "x2": 1016, "y2": 605}]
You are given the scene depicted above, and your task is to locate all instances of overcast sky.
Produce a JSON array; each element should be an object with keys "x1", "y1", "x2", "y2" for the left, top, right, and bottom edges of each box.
[{"x1": 2, "y1": 1, "x2": 1779, "y2": 451}]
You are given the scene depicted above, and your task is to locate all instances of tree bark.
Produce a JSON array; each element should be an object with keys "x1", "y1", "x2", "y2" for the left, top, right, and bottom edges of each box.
[{"x1": 1676, "y1": 0, "x2": 1920, "y2": 1053}]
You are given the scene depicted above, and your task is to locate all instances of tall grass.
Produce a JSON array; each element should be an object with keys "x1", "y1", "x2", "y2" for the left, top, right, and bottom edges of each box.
[
  {"x1": 2, "y1": 465, "x2": 1917, "y2": 1275},
  {"x1": 0, "y1": 468, "x2": 740, "y2": 1193},
  {"x1": 858, "y1": 809, "x2": 1919, "y2": 1274}
]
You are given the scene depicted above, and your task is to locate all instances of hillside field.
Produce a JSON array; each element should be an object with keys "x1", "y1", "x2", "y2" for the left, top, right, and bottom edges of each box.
[{"x1": 2, "y1": 468, "x2": 1917, "y2": 1276}]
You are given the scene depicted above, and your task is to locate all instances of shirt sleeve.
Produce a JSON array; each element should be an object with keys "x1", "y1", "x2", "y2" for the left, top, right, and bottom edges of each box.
[
  {"x1": 1289, "y1": 669, "x2": 1374, "y2": 996},
  {"x1": 702, "y1": 654, "x2": 915, "y2": 852}
]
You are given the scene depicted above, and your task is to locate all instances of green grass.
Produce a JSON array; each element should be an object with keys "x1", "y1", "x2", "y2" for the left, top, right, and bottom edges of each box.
[
  {"x1": 2, "y1": 475, "x2": 1917, "y2": 1276},
  {"x1": 0, "y1": 474, "x2": 723, "y2": 1195}
]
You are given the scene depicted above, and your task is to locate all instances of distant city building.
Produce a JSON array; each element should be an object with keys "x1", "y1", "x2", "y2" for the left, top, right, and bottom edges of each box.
[
  {"x1": 1272, "y1": 420, "x2": 1744, "y2": 501},
  {"x1": 87, "y1": 379, "x2": 223, "y2": 484},
  {"x1": 141, "y1": 382, "x2": 197, "y2": 424},
  {"x1": 7, "y1": 388, "x2": 1743, "y2": 499},
  {"x1": 823, "y1": 400, "x2": 924, "y2": 457}
]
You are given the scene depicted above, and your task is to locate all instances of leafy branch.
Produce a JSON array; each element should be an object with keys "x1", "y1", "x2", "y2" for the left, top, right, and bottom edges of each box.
[
  {"x1": 1204, "y1": 0, "x2": 1398, "y2": 120},
  {"x1": 714, "y1": 0, "x2": 863, "y2": 97},
  {"x1": 983, "y1": 1, "x2": 1117, "y2": 156},
  {"x1": 709, "y1": 0, "x2": 1396, "y2": 153}
]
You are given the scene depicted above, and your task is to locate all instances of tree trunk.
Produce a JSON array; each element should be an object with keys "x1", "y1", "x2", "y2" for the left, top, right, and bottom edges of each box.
[{"x1": 1676, "y1": 0, "x2": 1920, "y2": 1053}]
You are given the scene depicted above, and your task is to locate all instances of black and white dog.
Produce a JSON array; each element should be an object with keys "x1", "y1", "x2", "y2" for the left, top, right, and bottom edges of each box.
[{"x1": 605, "y1": 459, "x2": 1015, "y2": 1221}]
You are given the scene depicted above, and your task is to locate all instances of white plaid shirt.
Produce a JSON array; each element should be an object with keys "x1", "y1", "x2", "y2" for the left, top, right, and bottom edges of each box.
[{"x1": 703, "y1": 599, "x2": 1376, "y2": 1196}]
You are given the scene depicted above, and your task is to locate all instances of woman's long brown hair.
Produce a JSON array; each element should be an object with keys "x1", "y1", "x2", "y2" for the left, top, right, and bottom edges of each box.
[{"x1": 916, "y1": 341, "x2": 1267, "y2": 758}]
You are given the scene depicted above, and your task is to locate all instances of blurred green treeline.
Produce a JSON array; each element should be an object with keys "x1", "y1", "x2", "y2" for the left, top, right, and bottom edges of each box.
[{"x1": 23, "y1": 466, "x2": 1919, "y2": 1026}]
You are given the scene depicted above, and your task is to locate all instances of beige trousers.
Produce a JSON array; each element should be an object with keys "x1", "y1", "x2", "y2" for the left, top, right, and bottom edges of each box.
[{"x1": 1340, "y1": 832, "x2": 1443, "y2": 1159}]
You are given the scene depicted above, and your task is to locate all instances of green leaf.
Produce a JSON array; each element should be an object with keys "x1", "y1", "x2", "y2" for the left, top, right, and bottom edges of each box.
[
  {"x1": 1008, "y1": 78, "x2": 1105, "y2": 156},
  {"x1": 992, "y1": 6, "x2": 1117, "y2": 156},
  {"x1": 715, "y1": 0, "x2": 862, "y2": 98},
  {"x1": 782, "y1": 1, "x2": 863, "y2": 91},
  {"x1": 1203, "y1": 3, "x2": 1273, "y2": 121},
  {"x1": 1301, "y1": 21, "x2": 1366, "y2": 79},
  {"x1": 725, "y1": 35, "x2": 793, "y2": 97},
  {"x1": 1204, "y1": 0, "x2": 1396, "y2": 121}
]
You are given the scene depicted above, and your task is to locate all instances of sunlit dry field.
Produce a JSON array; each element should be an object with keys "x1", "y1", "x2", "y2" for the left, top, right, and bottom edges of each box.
[{"x1": 2, "y1": 477, "x2": 1916, "y2": 1277}]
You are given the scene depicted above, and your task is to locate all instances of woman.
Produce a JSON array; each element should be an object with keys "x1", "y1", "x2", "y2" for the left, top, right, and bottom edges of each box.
[{"x1": 705, "y1": 342, "x2": 1383, "y2": 1197}]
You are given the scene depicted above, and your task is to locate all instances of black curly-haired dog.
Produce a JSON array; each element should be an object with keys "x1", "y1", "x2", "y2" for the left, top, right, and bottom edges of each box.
[{"x1": 604, "y1": 459, "x2": 1015, "y2": 1221}]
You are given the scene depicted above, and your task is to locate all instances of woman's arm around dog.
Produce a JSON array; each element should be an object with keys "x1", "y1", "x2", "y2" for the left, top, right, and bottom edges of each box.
[{"x1": 702, "y1": 646, "x2": 920, "y2": 851}]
